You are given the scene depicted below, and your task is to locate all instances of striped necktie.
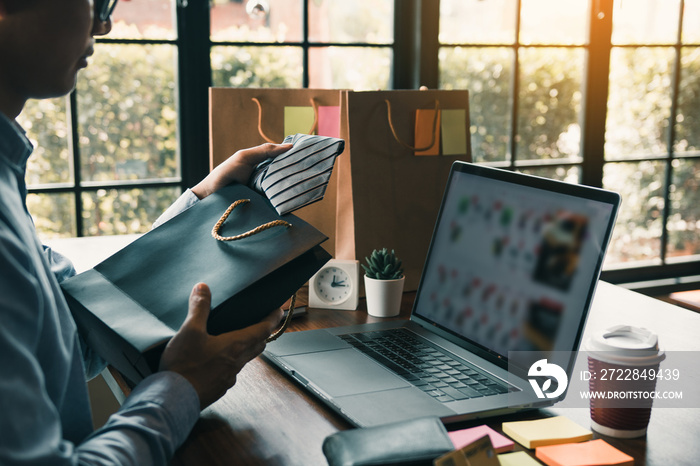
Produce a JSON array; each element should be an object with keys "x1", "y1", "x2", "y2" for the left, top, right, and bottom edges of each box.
[{"x1": 248, "y1": 133, "x2": 345, "y2": 215}]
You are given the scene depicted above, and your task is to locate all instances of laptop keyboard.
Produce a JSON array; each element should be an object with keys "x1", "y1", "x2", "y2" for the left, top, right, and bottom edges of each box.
[{"x1": 339, "y1": 328, "x2": 516, "y2": 403}]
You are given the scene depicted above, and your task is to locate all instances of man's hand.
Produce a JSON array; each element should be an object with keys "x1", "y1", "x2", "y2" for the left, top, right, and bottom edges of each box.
[
  {"x1": 159, "y1": 283, "x2": 284, "y2": 410},
  {"x1": 191, "y1": 143, "x2": 293, "y2": 200}
]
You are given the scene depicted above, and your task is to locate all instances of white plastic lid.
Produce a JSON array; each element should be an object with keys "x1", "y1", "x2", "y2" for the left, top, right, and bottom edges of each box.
[{"x1": 586, "y1": 325, "x2": 665, "y2": 366}]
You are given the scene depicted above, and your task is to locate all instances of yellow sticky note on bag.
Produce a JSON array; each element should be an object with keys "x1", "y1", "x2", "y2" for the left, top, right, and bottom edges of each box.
[
  {"x1": 441, "y1": 109, "x2": 468, "y2": 155},
  {"x1": 414, "y1": 108, "x2": 440, "y2": 156},
  {"x1": 284, "y1": 106, "x2": 315, "y2": 137}
]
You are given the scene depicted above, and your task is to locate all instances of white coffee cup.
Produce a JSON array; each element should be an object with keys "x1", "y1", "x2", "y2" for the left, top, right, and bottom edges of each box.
[{"x1": 585, "y1": 325, "x2": 665, "y2": 438}]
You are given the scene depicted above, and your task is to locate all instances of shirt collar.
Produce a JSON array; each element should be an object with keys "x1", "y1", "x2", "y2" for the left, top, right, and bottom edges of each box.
[{"x1": 0, "y1": 112, "x2": 34, "y2": 172}]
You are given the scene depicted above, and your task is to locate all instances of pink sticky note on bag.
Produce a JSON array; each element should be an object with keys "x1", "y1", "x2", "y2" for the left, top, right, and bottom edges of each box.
[
  {"x1": 448, "y1": 425, "x2": 514, "y2": 454},
  {"x1": 318, "y1": 106, "x2": 341, "y2": 138}
]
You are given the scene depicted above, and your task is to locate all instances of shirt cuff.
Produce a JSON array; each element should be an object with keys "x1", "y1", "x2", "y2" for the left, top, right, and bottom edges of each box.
[
  {"x1": 123, "y1": 371, "x2": 201, "y2": 447},
  {"x1": 152, "y1": 189, "x2": 200, "y2": 229}
]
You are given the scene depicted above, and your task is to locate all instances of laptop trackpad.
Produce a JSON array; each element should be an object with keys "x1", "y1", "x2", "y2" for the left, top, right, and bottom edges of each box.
[{"x1": 281, "y1": 348, "x2": 409, "y2": 397}]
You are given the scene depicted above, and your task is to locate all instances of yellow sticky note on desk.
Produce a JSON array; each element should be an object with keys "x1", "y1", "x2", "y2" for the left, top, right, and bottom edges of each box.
[
  {"x1": 501, "y1": 416, "x2": 592, "y2": 449},
  {"x1": 535, "y1": 439, "x2": 634, "y2": 466},
  {"x1": 441, "y1": 109, "x2": 468, "y2": 155},
  {"x1": 498, "y1": 451, "x2": 543, "y2": 466},
  {"x1": 284, "y1": 106, "x2": 316, "y2": 137},
  {"x1": 415, "y1": 108, "x2": 441, "y2": 156}
]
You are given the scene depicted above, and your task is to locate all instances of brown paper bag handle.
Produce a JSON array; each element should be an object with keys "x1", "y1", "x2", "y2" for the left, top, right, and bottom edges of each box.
[
  {"x1": 210, "y1": 198, "x2": 295, "y2": 342},
  {"x1": 212, "y1": 199, "x2": 291, "y2": 242},
  {"x1": 385, "y1": 99, "x2": 440, "y2": 151},
  {"x1": 251, "y1": 97, "x2": 319, "y2": 143}
]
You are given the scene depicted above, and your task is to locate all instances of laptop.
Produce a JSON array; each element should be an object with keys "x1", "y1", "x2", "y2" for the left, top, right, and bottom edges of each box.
[{"x1": 264, "y1": 161, "x2": 620, "y2": 427}]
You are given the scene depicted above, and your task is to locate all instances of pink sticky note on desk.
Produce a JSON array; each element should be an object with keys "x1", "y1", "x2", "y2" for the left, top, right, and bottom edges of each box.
[
  {"x1": 535, "y1": 439, "x2": 634, "y2": 466},
  {"x1": 449, "y1": 425, "x2": 514, "y2": 454}
]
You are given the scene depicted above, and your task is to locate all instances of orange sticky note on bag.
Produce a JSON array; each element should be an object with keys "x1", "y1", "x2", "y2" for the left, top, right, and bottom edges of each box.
[
  {"x1": 535, "y1": 439, "x2": 634, "y2": 466},
  {"x1": 414, "y1": 108, "x2": 440, "y2": 156}
]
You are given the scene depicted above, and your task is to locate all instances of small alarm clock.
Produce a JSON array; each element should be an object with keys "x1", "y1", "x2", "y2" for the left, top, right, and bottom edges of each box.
[{"x1": 309, "y1": 259, "x2": 360, "y2": 310}]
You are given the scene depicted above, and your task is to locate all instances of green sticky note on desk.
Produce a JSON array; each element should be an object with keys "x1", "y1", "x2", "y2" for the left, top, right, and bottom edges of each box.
[
  {"x1": 284, "y1": 106, "x2": 316, "y2": 137},
  {"x1": 441, "y1": 109, "x2": 468, "y2": 155},
  {"x1": 501, "y1": 416, "x2": 592, "y2": 449}
]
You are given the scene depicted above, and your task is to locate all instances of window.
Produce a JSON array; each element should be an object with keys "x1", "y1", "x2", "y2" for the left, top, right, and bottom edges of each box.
[
  {"x1": 601, "y1": 0, "x2": 700, "y2": 287},
  {"x1": 22, "y1": 0, "x2": 699, "y2": 291},
  {"x1": 22, "y1": 0, "x2": 394, "y2": 240},
  {"x1": 210, "y1": 0, "x2": 393, "y2": 90},
  {"x1": 21, "y1": 0, "x2": 180, "y2": 237},
  {"x1": 436, "y1": 0, "x2": 700, "y2": 289}
]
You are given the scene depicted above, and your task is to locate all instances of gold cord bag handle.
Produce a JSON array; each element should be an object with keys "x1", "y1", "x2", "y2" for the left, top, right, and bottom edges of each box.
[
  {"x1": 266, "y1": 293, "x2": 296, "y2": 343},
  {"x1": 385, "y1": 99, "x2": 440, "y2": 151},
  {"x1": 212, "y1": 199, "x2": 291, "y2": 242},
  {"x1": 252, "y1": 97, "x2": 319, "y2": 144},
  {"x1": 211, "y1": 198, "x2": 295, "y2": 342}
]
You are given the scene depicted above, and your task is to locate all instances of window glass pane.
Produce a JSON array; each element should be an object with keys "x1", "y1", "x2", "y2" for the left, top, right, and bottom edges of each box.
[
  {"x1": 109, "y1": 0, "x2": 175, "y2": 40},
  {"x1": 211, "y1": 0, "x2": 302, "y2": 42},
  {"x1": 308, "y1": 47, "x2": 391, "y2": 90},
  {"x1": 667, "y1": 158, "x2": 700, "y2": 259},
  {"x1": 308, "y1": 0, "x2": 393, "y2": 44},
  {"x1": 439, "y1": 0, "x2": 516, "y2": 45},
  {"x1": 439, "y1": 47, "x2": 512, "y2": 163},
  {"x1": 27, "y1": 193, "x2": 77, "y2": 239},
  {"x1": 603, "y1": 161, "x2": 665, "y2": 265},
  {"x1": 211, "y1": 46, "x2": 303, "y2": 87},
  {"x1": 516, "y1": 48, "x2": 584, "y2": 162},
  {"x1": 518, "y1": 165, "x2": 580, "y2": 184},
  {"x1": 675, "y1": 47, "x2": 700, "y2": 154},
  {"x1": 612, "y1": 0, "x2": 681, "y2": 45},
  {"x1": 82, "y1": 187, "x2": 180, "y2": 236},
  {"x1": 683, "y1": 0, "x2": 700, "y2": 43},
  {"x1": 77, "y1": 44, "x2": 178, "y2": 183},
  {"x1": 519, "y1": 0, "x2": 587, "y2": 45},
  {"x1": 18, "y1": 98, "x2": 72, "y2": 187},
  {"x1": 605, "y1": 47, "x2": 674, "y2": 160}
]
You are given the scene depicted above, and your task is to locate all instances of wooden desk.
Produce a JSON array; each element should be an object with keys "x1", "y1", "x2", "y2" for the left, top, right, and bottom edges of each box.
[{"x1": 171, "y1": 282, "x2": 700, "y2": 466}]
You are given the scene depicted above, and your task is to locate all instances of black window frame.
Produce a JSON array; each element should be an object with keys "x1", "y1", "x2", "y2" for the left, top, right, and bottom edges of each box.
[{"x1": 26, "y1": 0, "x2": 700, "y2": 294}]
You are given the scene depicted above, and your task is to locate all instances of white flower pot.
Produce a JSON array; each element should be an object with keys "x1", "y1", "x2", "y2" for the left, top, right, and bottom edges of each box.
[{"x1": 364, "y1": 275, "x2": 405, "y2": 318}]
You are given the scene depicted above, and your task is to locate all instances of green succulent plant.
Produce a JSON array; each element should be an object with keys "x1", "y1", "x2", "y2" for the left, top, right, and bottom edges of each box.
[{"x1": 362, "y1": 248, "x2": 404, "y2": 280}]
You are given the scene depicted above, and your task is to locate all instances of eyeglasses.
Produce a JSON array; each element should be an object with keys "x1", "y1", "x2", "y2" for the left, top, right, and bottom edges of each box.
[{"x1": 97, "y1": 0, "x2": 119, "y2": 22}]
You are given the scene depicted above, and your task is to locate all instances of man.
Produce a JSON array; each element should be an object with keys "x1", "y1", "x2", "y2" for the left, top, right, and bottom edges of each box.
[{"x1": 0, "y1": 1, "x2": 292, "y2": 464}]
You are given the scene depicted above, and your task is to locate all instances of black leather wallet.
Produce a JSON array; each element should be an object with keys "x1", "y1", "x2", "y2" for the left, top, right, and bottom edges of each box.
[{"x1": 322, "y1": 416, "x2": 454, "y2": 466}]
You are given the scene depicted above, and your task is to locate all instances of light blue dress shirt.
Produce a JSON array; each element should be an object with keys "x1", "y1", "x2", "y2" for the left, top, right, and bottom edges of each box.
[{"x1": 0, "y1": 113, "x2": 201, "y2": 465}]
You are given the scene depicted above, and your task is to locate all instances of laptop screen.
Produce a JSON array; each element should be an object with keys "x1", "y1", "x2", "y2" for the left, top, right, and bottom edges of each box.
[{"x1": 412, "y1": 162, "x2": 619, "y2": 368}]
